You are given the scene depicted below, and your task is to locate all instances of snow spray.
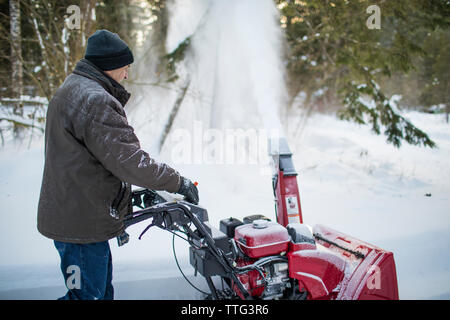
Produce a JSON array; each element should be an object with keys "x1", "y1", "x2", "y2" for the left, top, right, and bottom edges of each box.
[{"x1": 163, "y1": 0, "x2": 289, "y2": 166}]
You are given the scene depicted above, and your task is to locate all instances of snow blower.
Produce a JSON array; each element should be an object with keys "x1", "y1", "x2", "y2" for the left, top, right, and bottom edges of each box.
[{"x1": 122, "y1": 137, "x2": 399, "y2": 300}]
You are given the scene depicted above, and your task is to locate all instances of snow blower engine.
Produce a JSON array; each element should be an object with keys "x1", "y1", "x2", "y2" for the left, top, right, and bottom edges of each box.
[{"x1": 122, "y1": 138, "x2": 399, "y2": 300}]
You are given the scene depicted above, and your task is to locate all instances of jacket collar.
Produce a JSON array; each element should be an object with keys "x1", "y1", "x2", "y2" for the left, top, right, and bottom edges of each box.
[{"x1": 73, "y1": 59, "x2": 131, "y2": 107}]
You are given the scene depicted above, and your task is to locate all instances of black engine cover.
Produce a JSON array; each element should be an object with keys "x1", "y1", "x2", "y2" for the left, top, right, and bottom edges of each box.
[{"x1": 219, "y1": 217, "x2": 243, "y2": 238}]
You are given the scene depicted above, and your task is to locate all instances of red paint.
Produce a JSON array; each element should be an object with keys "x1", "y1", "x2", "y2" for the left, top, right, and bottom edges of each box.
[
  {"x1": 274, "y1": 170, "x2": 303, "y2": 226},
  {"x1": 234, "y1": 221, "x2": 290, "y2": 258}
]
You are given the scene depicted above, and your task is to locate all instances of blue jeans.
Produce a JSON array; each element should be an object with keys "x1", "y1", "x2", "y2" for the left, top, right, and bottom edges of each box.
[{"x1": 54, "y1": 240, "x2": 114, "y2": 300}]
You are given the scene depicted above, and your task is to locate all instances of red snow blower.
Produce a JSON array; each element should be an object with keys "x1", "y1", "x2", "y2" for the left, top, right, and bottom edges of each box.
[{"x1": 123, "y1": 138, "x2": 399, "y2": 300}]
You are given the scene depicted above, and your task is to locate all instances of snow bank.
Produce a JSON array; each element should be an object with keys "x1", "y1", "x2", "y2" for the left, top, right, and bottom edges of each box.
[{"x1": 1, "y1": 111, "x2": 449, "y2": 299}]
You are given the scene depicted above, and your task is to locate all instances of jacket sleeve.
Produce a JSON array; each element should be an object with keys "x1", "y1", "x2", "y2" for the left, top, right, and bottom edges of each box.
[{"x1": 74, "y1": 94, "x2": 182, "y2": 193}]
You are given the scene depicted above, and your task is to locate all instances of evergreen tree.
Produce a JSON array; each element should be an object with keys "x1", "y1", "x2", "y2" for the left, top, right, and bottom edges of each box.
[
  {"x1": 418, "y1": 28, "x2": 450, "y2": 121},
  {"x1": 276, "y1": 0, "x2": 450, "y2": 148}
]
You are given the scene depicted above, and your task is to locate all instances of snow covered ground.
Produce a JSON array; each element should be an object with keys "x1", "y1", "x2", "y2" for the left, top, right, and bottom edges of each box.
[
  {"x1": 294, "y1": 111, "x2": 450, "y2": 300},
  {"x1": 0, "y1": 110, "x2": 449, "y2": 300}
]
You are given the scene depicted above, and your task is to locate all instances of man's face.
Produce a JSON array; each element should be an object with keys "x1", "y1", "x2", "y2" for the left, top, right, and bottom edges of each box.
[{"x1": 105, "y1": 65, "x2": 130, "y2": 83}]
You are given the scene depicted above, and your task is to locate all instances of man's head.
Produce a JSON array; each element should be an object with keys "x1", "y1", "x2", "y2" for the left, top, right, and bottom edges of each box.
[
  {"x1": 84, "y1": 30, "x2": 134, "y2": 83},
  {"x1": 104, "y1": 64, "x2": 130, "y2": 83}
]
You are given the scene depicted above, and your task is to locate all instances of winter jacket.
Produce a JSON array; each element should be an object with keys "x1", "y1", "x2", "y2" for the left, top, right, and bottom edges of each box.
[{"x1": 37, "y1": 59, "x2": 181, "y2": 244}]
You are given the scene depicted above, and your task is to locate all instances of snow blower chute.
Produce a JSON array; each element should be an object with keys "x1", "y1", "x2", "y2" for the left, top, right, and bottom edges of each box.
[{"x1": 123, "y1": 137, "x2": 399, "y2": 300}]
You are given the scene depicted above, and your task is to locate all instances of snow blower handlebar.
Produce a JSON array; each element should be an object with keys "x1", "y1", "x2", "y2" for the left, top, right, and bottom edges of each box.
[
  {"x1": 123, "y1": 189, "x2": 252, "y2": 299},
  {"x1": 123, "y1": 202, "x2": 190, "y2": 229}
]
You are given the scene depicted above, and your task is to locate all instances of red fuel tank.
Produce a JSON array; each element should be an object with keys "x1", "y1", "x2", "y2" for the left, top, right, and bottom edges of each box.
[{"x1": 234, "y1": 220, "x2": 290, "y2": 258}]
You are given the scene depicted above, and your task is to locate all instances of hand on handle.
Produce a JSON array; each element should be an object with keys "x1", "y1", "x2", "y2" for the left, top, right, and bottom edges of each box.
[{"x1": 177, "y1": 177, "x2": 199, "y2": 205}]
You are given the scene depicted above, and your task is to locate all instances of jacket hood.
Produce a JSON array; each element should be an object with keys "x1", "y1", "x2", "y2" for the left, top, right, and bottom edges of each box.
[{"x1": 73, "y1": 58, "x2": 131, "y2": 107}]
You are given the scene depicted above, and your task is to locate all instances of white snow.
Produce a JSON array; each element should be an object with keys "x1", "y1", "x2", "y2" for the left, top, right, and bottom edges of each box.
[
  {"x1": 0, "y1": 110, "x2": 449, "y2": 299},
  {"x1": 1, "y1": 0, "x2": 449, "y2": 300}
]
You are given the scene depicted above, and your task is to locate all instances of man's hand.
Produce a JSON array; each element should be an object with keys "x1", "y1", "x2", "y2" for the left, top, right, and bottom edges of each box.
[{"x1": 177, "y1": 177, "x2": 199, "y2": 205}]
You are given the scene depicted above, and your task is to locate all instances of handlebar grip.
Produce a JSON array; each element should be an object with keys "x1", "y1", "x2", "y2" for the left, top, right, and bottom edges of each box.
[{"x1": 124, "y1": 202, "x2": 190, "y2": 229}]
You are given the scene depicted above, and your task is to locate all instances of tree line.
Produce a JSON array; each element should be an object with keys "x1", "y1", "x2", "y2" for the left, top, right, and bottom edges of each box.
[{"x1": 0, "y1": 0, "x2": 448, "y2": 148}]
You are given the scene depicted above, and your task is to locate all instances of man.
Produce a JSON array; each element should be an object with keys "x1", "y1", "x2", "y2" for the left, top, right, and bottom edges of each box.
[{"x1": 37, "y1": 30, "x2": 199, "y2": 300}]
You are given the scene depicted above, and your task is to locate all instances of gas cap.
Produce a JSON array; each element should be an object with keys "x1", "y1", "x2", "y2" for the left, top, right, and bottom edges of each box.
[{"x1": 253, "y1": 219, "x2": 269, "y2": 229}]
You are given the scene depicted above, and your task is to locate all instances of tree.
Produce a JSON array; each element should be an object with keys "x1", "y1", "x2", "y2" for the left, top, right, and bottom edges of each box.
[
  {"x1": 9, "y1": 0, "x2": 22, "y2": 115},
  {"x1": 418, "y1": 28, "x2": 450, "y2": 122},
  {"x1": 0, "y1": 0, "x2": 138, "y2": 144},
  {"x1": 20, "y1": 0, "x2": 98, "y2": 100},
  {"x1": 276, "y1": 0, "x2": 450, "y2": 148}
]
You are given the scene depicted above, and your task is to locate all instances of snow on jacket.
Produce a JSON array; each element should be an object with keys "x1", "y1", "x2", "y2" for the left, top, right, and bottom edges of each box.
[{"x1": 37, "y1": 59, "x2": 181, "y2": 243}]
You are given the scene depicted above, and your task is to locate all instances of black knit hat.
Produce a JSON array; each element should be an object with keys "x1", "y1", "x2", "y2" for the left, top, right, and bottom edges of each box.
[{"x1": 84, "y1": 30, "x2": 134, "y2": 71}]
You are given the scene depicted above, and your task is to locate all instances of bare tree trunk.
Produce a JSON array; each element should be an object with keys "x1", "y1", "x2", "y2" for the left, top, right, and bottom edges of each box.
[
  {"x1": 119, "y1": 1, "x2": 130, "y2": 45},
  {"x1": 30, "y1": 11, "x2": 53, "y2": 97},
  {"x1": 157, "y1": 79, "x2": 191, "y2": 153},
  {"x1": 209, "y1": 30, "x2": 221, "y2": 129},
  {"x1": 446, "y1": 104, "x2": 449, "y2": 124},
  {"x1": 9, "y1": 0, "x2": 23, "y2": 115}
]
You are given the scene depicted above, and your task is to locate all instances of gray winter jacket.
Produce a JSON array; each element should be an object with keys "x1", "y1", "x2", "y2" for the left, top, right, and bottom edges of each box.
[{"x1": 37, "y1": 59, "x2": 181, "y2": 243}]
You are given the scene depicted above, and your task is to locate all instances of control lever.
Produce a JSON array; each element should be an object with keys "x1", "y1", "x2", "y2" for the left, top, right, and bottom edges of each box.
[{"x1": 138, "y1": 213, "x2": 165, "y2": 240}]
